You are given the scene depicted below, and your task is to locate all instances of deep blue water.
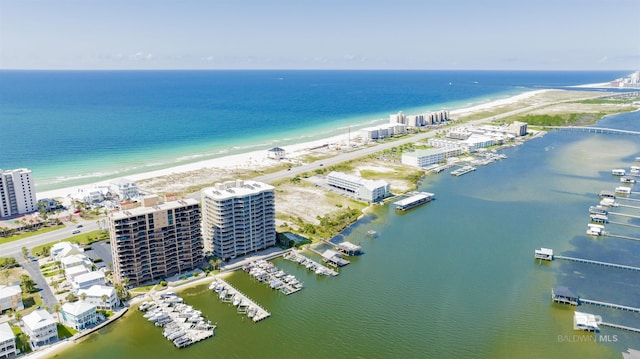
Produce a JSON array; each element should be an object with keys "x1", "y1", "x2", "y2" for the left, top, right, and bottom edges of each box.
[{"x1": 0, "y1": 70, "x2": 631, "y2": 190}]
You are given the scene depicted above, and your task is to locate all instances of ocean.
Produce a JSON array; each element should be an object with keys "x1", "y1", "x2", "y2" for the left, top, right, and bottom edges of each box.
[
  {"x1": 0, "y1": 70, "x2": 629, "y2": 192},
  {"x1": 2, "y1": 70, "x2": 638, "y2": 358}
]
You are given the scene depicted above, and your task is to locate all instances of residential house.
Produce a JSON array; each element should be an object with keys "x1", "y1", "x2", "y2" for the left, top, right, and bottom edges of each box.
[
  {"x1": 77, "y1": 285, "x2": 119, "y2": 310},
  {"x1": 22, "y1": 310, "x2": 57, "y2": 348},
  {"x1": 61, "y1": 302, "x2": 97, "y2": 330},
  {"x1": 0, "y1": 322, "x2": 16, "y2": 358},
  {"x1": 0, "y1": 285, "x2": 23, "y2": 313}
]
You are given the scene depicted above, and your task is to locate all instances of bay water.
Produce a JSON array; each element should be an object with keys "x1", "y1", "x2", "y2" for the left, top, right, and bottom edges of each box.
[{"x1": 54, "y1": 111, "x2": 639, "y2": 358}]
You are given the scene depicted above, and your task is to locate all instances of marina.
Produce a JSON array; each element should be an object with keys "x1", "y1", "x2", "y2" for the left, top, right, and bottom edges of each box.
[
  {"x1": 393, "y1": 191, "x2": 435, "y2": 211},
  {"x1": 139, "y1": 292, "x2": 215, "y2": 348},
  {"x1": 283, "y1": 250, "x2": 339, "y2": 276},
  {"x1": 450, "y1": 165, "x2": 476, "y2": 176},
  {"x1": 243, "y1": 260, "x2": 304, "y2": 295},
  {"x1": 210, "y1": 277, "x2": 271, "y2": 322}
]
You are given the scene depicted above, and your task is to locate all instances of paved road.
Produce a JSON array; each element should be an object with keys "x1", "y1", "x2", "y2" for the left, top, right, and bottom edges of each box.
[
  {"x1": 15, "y1": 255, "x2": 58, "y2": 308},
  {"x1": 0, "y1": 217, "x2": 101, "y2": 307},
  {"x1": 0, "y1": 217, "x2": 100, "y2": 258}
]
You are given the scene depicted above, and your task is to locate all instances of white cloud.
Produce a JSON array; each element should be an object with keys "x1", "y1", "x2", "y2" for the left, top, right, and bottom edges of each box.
[
  {"x1": 129, "y1": 52, "x2": 153, "y2": 61},
  {"x1": 597, "y1": 56, "x2": 608, "y2": 63}
]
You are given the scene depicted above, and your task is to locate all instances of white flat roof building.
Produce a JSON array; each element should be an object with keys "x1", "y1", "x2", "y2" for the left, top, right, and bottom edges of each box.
[
  {"x1": 326, "y1": 172, "x2": 390, "y2": 203},
  {"x1": 402, "y1": 148, "x2": 461, "y2": 168},
  {"x1": 0, "y1": 168, "x2": 37, "y2": 218},
  {"x1": 22, "y1": 310, "x2": 58, "y2": 348},
  {"x1": 201, "y1": 180, "x2": 276, "y2": 261}
]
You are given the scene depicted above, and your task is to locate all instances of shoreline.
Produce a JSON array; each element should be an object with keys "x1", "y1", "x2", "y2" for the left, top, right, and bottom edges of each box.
[{"x1": 36, "y1": 89, "x2": 553, "y2": 202}]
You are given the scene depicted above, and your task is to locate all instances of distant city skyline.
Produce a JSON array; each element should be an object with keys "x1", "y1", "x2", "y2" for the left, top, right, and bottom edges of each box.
[{"x1": 1, "y1": 0, "x2": 639, "y2": 70}]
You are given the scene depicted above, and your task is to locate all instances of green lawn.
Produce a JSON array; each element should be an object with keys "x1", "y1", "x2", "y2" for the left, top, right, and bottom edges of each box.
[
  {"x1": 11, "y1": 324, "x2": 32, "y2": 354},
  {"x1": 31, "y1": 230, "x2": 109, "y2": 256},
  {"x1": 57, "y1": 323, "x2": 78, "y2": 339}
]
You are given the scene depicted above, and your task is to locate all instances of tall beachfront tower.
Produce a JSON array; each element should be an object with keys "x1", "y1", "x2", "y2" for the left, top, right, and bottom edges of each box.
[
  {"x1": 201, "y1": 180, "x2": 276, "y2": 261},
  {"x1": 0, "y1": 168, "x2": 37, "y2": 218},
  {"x1": 108, "y1": 195, "x2": 203, "y2": 286}
]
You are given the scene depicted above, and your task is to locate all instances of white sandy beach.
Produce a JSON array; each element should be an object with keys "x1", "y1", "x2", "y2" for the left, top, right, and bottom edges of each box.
[{"x1": 36, "y1": 89, "x2": 552, "y2": 202}]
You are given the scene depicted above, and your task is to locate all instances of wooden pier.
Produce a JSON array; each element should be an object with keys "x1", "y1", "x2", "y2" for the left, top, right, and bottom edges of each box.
[
  {"x1": 608, "y1": 211, "x2": 640, "y2": 220},
  {"x1": 213, "y1": 277, "x2": 271, "y2": 322},
  {"x1": 554, "y1": 255, "x2": 640, "y2": 272},
  {"x1": 580, "y1": 298, "x2": 640, "y2": 314},
  {"x1": 600, "y1": 322, "x2": 640, "y2": 333},
  {"x1": 605, "y1": 233, "x2": 640, "y2": 242}
]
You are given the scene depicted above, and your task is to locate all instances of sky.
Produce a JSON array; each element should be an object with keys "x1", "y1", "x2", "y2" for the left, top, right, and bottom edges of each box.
[{"x1": 1, "y1": 0, "x2": 639, "y2": 70}]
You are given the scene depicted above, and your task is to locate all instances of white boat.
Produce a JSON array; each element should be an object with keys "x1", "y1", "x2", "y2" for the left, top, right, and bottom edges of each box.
[
  {"x1": 247, "y1": 307, "x2": 257, "y2": 318},
  {"x1": 232, "y1": 296, "x2": 241, "y2": 306},
  {"x1": 574, "y1": 311, "x2": 600, "y2": 332}
]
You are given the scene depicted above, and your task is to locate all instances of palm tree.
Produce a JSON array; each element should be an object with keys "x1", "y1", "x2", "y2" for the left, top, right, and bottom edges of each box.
[
  {"x1": 101, "y1": 294, "x2": 109, "y2": 309},
  {"x1": 52, "y1": 304, "x2": 61, "y2": 322},
  {"x1": 14, "y1": 311, "x2": 22, "y2": 323},
  {"x1": 80, "y1": 292, "x2": 87, "y2": 301}
]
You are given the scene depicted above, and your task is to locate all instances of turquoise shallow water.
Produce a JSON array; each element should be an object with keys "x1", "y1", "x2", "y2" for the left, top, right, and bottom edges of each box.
[
  {"x1": 53, "y1": 111, "x2": 640, "y2": 359},
  {"x1": 0, "y1": 70, "x2": 629, "y2": 191}
]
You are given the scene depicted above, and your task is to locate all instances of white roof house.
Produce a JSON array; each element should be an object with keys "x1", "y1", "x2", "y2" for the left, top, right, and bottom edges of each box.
[
  {"x1": 0, "y1": 285, "x2": 24, "y2": 312},
  {"x1": 66, "y1": 265, "x2": 90, "y2": 281},
  {"x1": 72, "y1": 271, "x2": 105, "y2": 291},
  {"x1": 77, "y1": 285, "x2": 119, "y2": 310},
  {"x1": 51, "y1": 242, "x2": 84, "y2": 261},
  {"x1": 109, "y1": 178, "x2": 139, "y2": 199},
  {"x1": 60, "y1": 254, "x2": 89, "y2": 270},
  {"x1": 61, "y1": 301, "x2": 98, "y2": 331},
  {"x1": 22, "y1": 310, "x2": 58, "y2": 348},
  {"x1": 0, "y1": 322, "x2": 16, "y2": 358}
]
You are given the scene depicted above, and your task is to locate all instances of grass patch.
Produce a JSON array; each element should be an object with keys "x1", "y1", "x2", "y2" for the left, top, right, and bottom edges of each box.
[
  {"x1": 20, "y1": 292, "x2": 43, "y2": 314},
  {"x1": 11, "y1": 324, "x2": 32, "y2": 354},
  {"x1": 42, "y1": 270, "x2": 64, "y2": 277},
  {"x1": 31, "y1": 230, "x2": 109, "y2": 256},
  {"x1": 57, "y1": 323, "x2": 78, "y2": 339}
]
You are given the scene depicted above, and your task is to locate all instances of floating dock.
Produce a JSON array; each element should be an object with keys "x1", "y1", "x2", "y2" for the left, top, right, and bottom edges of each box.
[
  {"x1": 283, "y1": 250, "x2": 338, "y2": 276},
  {"x1": 451, "y1": 165, "x2": 476, "y2": 176},
  {"x1": 212, "y1": 277, "x2": 271, "y2": 322},
  {"x1": 394, "y1": 192, "x2": 435, "y2": 211}
]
